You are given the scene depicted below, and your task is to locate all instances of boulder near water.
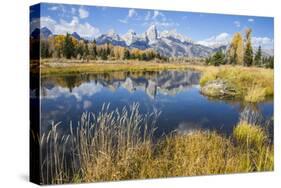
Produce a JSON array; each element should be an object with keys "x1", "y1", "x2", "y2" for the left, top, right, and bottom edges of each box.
[{"x1": 200, "y1": 79, "x2": 237, "y2": 98}]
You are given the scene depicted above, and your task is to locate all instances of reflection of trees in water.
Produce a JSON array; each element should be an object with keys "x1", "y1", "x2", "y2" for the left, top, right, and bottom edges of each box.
[
  {"x1": 41, "y1": 70, "x2": 200, "y2": 97},
  {"x1": 41, "y1": 74, "x2": 91, "y2": 93},
  {"x1": 205, "y1": 97, "x2": 272, "y2": 123},
  {"x1": 240, "y1": 105, "x2": 263, "y2": 125}
]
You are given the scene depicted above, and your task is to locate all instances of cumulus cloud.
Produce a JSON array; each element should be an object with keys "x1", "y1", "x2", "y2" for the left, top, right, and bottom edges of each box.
[
  {"x1": 252, "y1": 37, "x2": 274, "y2": 49},
  {"x1": 197, "y1": 32, "x2": 273, "y2": 50},
  {"x1": 234, "y1": 21, "x2": 241, "y2": 27},
  {"x1": 118, "y1": 9, "x2": 138, "y2": 23},
  {"x1": 47, "y1": 5, "x2": 67, "y2": 17},
  {"x1": 197, "y1": 32, "x2": 231, "y2": 47},
  {"x1": 79, "y1": 7, "x2": 89, "y2": 19},
  {"x1": 43, "y1": 81, "x2": 103, "y2": 101},
  {"x1": 128, "y1": 9, "x2": 137, "y2": 18},
  {"x1": 31, "y1": 16, "x2": 100, "y2": 38},
  {"x1": 152, "y1": 10, "x2": 166, "y2": 21},
  {"x1": 143, "y1": 10, "x2": 177, "y2": 29},
  {"x1": 30, "y1": 16, "x2": 57, "y2": 32}
]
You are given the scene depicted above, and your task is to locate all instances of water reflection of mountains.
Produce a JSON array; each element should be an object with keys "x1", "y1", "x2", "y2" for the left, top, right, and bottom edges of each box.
[{"x1": 41, "y1": 71, "x2": 201, "y2": 98}]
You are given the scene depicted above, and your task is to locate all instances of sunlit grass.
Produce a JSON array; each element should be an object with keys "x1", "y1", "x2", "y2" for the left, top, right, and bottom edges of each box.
[
  {"x1": 244, "y1": 86, "x2": 266, "y2": 103},
  {"x1": 233, "y1": 121, "x2": 273, "y2": 171},
  {"x1": 233, "y1": 121, "x2": 267, "y2": 148},
  {"x1": 40, "y1": 59, "x2": 199, "y2": 75},
  {"x1": 37, "y1": 103, "x2": 274, "y2": 184},
  {"x1": 39, "y1": 103, "x2": 160, "y2": 184}
]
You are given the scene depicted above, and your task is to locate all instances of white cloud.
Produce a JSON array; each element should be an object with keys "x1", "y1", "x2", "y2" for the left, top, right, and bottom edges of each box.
[
  {"x1": 30, "y1": 16, "x2": 57, "y2": 32},
  {"x1": 252, "y1": 37, "x2": 274, "y2": 49},
  {"x1": 234, "y1": 21, "x2": 241, "y2": 27},
  {"x1": 79, "y1": 7, "x2": 89, "y2": 19},
  {"x1": 152, "y1": 10, "x2": 160, "y2": 19},
  {"x1": 128, "y1": 9, "x2": 137, "y2": 18},
  {"x1": 152, "y1": 10, "x2": 166, "y2": 21},
  {"x1": 31, "y1": 16, "x2": 100, "y2": 38},
  {"x1": 43, "y1": 81, "x2": 103, "y2": 101},
  {"x1": 197, "y1": 32, "x2": 274, "y2": 50},
  {"x1": 197, "y1": 32, "x2": 231, "y2": 48},
  {"x1": 118, "y1": 9, "x2": 138, "y2": 24},
  {"x1": 248, "y1": 18, "x2": 255, "y2": 22},
  {"x1": 142, "y1": 10, "x2": 177, "y2": 29},
  {"x1": 119, "y1": 9, "x2": 176, "y2": 29}
]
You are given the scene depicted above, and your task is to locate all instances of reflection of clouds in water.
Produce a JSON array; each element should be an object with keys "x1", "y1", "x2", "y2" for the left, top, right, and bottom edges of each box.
[
  {"x1": 177, "y1": 117, "x2": 209, "y2": 134},
  {"x1": 83, "y1": 100, "x2": 92, "y2": 109},
  {"x1": 40, "y1": 109, "x2": 63, "y2": 133},
  {"x1": 42, "y1": 81, "x2": 103, "y2": 101}
]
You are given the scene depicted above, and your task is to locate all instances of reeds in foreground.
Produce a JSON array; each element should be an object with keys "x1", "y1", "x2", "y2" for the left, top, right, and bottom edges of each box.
[
  {"x1": 39, "y1": 103, "x2": 160, "y2": 184},
  {"x1": 37, "y1": 103, "x2": 273, "y2": 185}
]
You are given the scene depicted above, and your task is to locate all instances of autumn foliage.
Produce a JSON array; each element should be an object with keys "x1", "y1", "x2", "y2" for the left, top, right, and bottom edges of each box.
[{"x1": 36, "y1": 33, "x2": 164, "y2": 61}]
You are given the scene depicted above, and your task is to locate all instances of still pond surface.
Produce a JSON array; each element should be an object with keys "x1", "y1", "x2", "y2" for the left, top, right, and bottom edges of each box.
[{"x1": 40, "y1": 70, "x2": 273, "y2": 137}]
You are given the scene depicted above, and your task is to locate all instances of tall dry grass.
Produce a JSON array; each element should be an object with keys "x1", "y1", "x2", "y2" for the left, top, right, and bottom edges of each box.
[
  {"x1": 39, "y1": 103, "x2": 160, "y2": 184},
  {"x1": 38, "y1": 103, "x2": 273, "y2": 185}
]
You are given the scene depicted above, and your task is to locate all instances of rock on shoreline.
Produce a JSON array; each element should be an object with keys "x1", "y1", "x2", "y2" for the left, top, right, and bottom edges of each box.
[{"x1": 200, "y1": 79, "x2": 237, "y2": 98}]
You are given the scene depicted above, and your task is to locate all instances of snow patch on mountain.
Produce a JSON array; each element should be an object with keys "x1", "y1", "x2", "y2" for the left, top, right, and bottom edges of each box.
[{"x1": 197, "y1": 33, "x2": 231, "y2": 48}]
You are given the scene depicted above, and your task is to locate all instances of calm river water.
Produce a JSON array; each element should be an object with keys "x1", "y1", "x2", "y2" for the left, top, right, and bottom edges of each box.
[{"x1": 40, "y1": 70, "x2": 273, "y2": 137}]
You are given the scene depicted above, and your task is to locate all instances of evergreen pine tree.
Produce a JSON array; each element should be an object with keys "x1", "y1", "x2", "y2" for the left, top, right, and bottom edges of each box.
[
  {"x1": 244, "y1": 28, "x2": 253, "y2": 66},
  {"x1": 84, "y1": 42, "x2": 89, "y2": 58},
  {"x1": 209, "y1": 50, "x2": 225, "y2": 66},
  {"x1": 254, "y1": 45, "x2": 262, "y2": 66},
  {"x1": 123, "y1": 48, "x2": 130, "y2": 60},
  {"x1": 92, "y1": 39, "x2": 97, "y2": 59},
  {"x1": 63, "y1": 33, "x2": 75, "y2": 59}
]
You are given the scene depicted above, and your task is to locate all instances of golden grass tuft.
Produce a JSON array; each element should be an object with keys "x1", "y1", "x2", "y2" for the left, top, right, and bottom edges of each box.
[
  {"x1": 233, "y1": 121, "x2": 267, "y2": 148},
  {"x1": 199, "y1": 68, "x2": 219, "y2": 86},
  {"x1": 244, "y1": 86, "x2": 266, "y2": 103}
]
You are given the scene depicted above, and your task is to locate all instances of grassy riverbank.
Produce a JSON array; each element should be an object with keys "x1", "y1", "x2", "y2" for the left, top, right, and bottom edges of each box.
[
  {"x1": 39, "y1": 59, "x2": 200, "y2": 75},
  {"x1": 38, "y1": 103, "x2": 273, "y2": 185}
]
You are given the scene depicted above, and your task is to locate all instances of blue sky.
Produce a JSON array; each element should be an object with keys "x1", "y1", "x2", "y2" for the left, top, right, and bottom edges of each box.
[{"x1": 30, "y1": 3, "x2": 274, "y2": 49}]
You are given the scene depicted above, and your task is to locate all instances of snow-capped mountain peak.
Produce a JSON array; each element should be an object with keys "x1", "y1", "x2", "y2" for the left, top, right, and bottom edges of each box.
[
  {"x1": 106, "y1": 29, "x2": 122, "y2": 41},
  {"x1": 197, "y1": 33, "x2": 231, "y2": 48},
  {"x1": 145, "y1": 24, "x2": 158, "y2": 44},
  {"x1": 96, "y1": 30, "x2": 126, "y2": 46},
  {"x1": 122, "y1": 29, "x2": 137, "y2": 45},
  {"x1": 160, "y1": 29, "x2": 192, "y2": 43}
]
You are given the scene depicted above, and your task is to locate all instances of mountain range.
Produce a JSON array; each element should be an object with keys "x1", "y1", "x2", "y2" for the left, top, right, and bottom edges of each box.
[{"x1": 31, "y1": 25, "x2": 273, "y2": 57}]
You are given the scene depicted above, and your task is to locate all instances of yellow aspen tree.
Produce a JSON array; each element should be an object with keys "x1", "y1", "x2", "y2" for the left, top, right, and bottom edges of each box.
[{"x1": 228, "y1": 32, "x2": 244, "y2": 65}]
